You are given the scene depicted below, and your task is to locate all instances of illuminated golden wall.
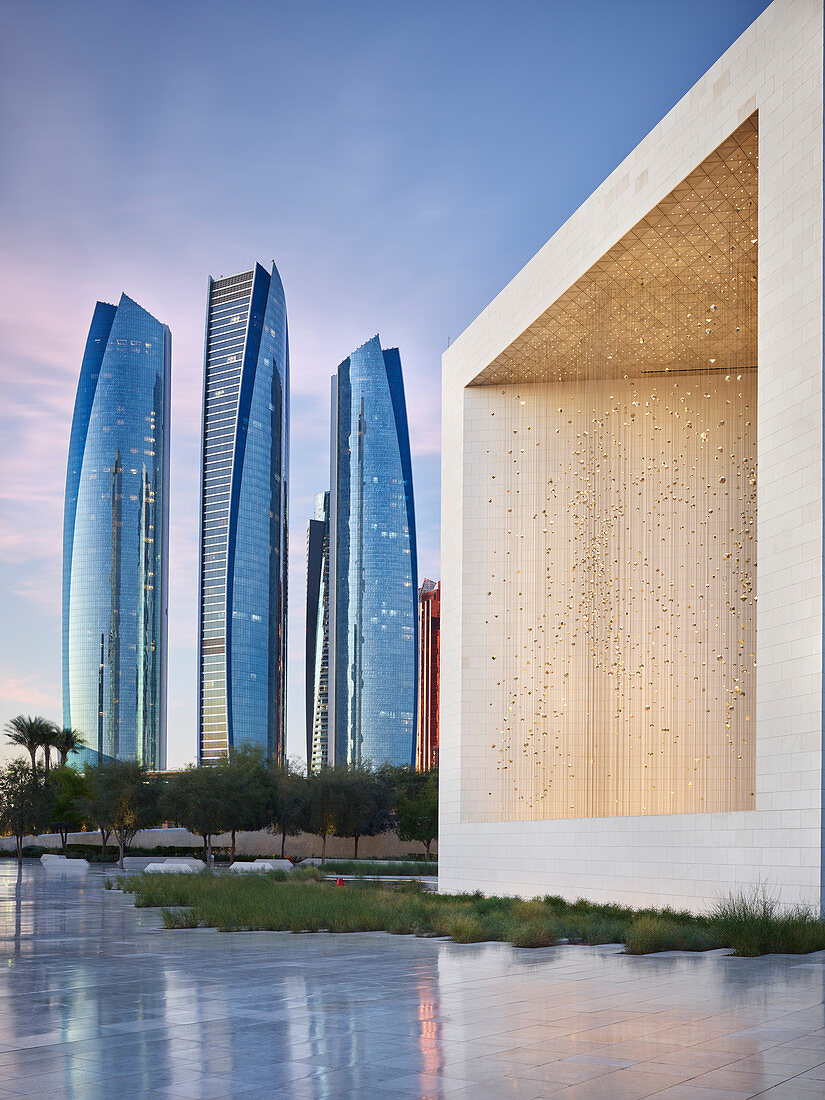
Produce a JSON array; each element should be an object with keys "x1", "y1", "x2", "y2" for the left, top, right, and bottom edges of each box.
[{"x1": 467, "y1": 371, "x2": 756, "y2": 821}]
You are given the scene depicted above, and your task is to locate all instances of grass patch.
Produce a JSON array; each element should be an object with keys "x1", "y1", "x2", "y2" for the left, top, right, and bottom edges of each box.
[
  {"x1": 114, "y1": 874, "x2": 825, "y2": 956},
  {"x1": 309, "y1": 860, "x2": 437, "y2": 877}
]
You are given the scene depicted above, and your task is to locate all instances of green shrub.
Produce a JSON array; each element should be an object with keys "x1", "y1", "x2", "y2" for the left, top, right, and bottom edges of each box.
[
  {"x1": 162, "y1": 907, "x2": 199, "y2": 929},
  {"x1": 443, "y1": 914, "x2": 489, "y2": 943},
  {"x1": 471, "y1": 895, "x2": 515, "y2": 917},
  {"x1": 625, "y1": 915, "x2": 722, "y2": 954},
  {"x1": 506, "y1": 920, "x2": 559, "y2": 948},
  {"x1": 710, "y1": 887, "x2": 825, "y2": 956},
  {"x1": 290, "y1": 866, "x2": 323, "y2": 882},
  {"x1": 575, "y1": 917, "x2": 627, "y2": 945}
]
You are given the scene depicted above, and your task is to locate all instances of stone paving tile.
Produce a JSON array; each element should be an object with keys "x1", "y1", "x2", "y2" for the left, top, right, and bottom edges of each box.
[
  {"x1": 757, "y1": 1083, "x2": 825, "y2": 1098},
  {"x1": 699, "y1": 1034, "x2": 797, "y2": 1055},
  {"x1": 450, "y1": 1080, "x2": 550, "y2": 1099},
  {"x1": 505, "y1": 1059, "x2": 619, "y2": 1086},
  {"x1": 158, "y1": 1076, "x2": 253, "y2": 1100},
  {"x1": 689, "y1": 1065, "x2": 797, "y2": 1090},
  {"x1": 551, "y1": 1067, "x2": 695, "y2": 1098},
  {"x1": 642, "y1": 1046, "x2": 743, "y2": 1072},
  {"x1": 645, "y1": 1087, "x2": 754, "y2": 1100},
  {"x1": 732, "y1": 1049, "x2": 825, "y2": 1075},
  {"x1": 1, "y1": 863, "x2": 825, "y2": 1099}
]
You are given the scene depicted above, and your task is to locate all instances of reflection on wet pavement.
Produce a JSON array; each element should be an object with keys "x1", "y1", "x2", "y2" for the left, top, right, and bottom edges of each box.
[{"x1": 0, "y1": 862, "x2": 823, "y2": 1098}]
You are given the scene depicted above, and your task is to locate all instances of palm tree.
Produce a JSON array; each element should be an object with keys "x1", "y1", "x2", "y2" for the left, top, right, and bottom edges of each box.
[
  {"x1": 52, "y1": 727, "x2": 86, "y2": 767},
  {"x1": 4, "y1": 715, "x2": 54, "y2": 778},
  {"x1": 41, "y1": 724, "x2": 60, "y2": 777}
]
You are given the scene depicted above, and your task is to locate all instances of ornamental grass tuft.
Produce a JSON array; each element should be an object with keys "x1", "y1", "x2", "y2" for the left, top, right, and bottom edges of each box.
[{"x1": 710, "y1": 886, "x2": 825, "y2": 956}]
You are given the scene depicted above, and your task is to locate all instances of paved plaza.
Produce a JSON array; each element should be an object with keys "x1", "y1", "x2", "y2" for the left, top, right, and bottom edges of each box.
[{"x1": 0, "y1": 864, "x2": 823, "y2": 1098}]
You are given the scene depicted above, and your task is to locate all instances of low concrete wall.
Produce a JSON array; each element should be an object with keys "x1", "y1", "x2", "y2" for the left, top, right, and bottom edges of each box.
[{"x1": 0, "y1": 827, "x2": 436, "y2": 860}]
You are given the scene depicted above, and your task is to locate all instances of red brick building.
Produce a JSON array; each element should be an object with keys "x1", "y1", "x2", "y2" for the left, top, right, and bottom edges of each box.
[{"x1": 416, "y1": 579, "x2": 440, "y2": 770}]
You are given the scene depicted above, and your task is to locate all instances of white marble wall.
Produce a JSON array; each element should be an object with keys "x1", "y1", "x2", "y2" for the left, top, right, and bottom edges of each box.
[{"x1": 440, "y1": 0, "x2": 824, "y2": 910}]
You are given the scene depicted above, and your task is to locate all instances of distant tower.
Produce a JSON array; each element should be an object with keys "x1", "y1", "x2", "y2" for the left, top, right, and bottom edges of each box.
[
  {"x1": 416, "y1": 579, "x2": 440, "y2": 770},
  {"x1": 197, "y1": 262, "x2": 289, "y2": 765},
  {"x1": 306, "y1": 492, "x2": 330, "y2": 772},
  {"x1": 328, "y1": 335, "x2": 418, "y2": 767},
  {"x1": 63, "y1": 294, "x2": 171, "y2": 768}
]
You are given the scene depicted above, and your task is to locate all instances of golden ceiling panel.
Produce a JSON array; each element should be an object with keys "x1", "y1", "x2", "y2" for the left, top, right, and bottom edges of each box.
[{"x1": 470, "y1": 114, "x2": 757, "y2": 386}]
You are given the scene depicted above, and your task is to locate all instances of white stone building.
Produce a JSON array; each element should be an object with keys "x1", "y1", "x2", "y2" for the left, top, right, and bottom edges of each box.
[{"x1": 440, "y1": 0, "x2": 824, "y2": 910}]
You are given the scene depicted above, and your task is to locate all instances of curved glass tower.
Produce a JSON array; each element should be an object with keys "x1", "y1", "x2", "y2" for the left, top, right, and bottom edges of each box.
[
  {"x1": 62, "y1": 294, "x2": 171, "y2": 768},
  {"x1": 197, "y1": 262, "x2": 289, "y2": 765},
  {"x1": 329, "y1": 335, "x2": 418, "y2": 767}
]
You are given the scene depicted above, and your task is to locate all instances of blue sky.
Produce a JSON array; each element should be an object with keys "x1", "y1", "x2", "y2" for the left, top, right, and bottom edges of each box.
[{"x1": 0, "y1": 0, "x2": 771, "y2": 766}]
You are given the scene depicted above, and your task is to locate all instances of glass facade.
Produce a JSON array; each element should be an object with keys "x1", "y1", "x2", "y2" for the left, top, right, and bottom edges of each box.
[
  {"x1": 329, "y1": 336, "x2": 418, "y2": 767},
  {"x1": 198, "y1": 262, "x2": 289, "y2": 764},
  {"x1": 306, "y1": 491, "x2": 330, "y2": 772},
  {"x1": 62, "y1": 294, "x2": 170, "y2": 768}
]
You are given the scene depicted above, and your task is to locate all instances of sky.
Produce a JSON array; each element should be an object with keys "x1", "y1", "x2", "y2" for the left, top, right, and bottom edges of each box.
[{"x1": 0, "y1": 0, "x2": 772, "y2": 768}]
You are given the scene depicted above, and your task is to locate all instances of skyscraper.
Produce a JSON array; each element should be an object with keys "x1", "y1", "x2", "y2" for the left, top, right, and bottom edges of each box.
[
  {"x1": 416, "y1": 579, "x2": 440, "y2": 771},
  {"x1": 197, "y1": 262, "x2": 289, "y2": 765},
  {"x1": 63, "y1": 294, "x2": 170, "y2": 768},
  {"x1": 327, "y1": 335, "x2": 418, "y2": 767},
  {"x1": 305, "y1": 492, "x2": 330, "y2": 772}
]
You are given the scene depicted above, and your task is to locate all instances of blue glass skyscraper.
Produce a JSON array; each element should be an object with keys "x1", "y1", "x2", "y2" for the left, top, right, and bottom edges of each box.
[
  {"x1": 328, "y1": 335, "x2": 418, "y2": 767},
  {"x1": 197, "y1": 262, "x2": 289, "y2": 764},
  {"x1": 62, "y1": 294, "x2": 171, "y2": 768}
]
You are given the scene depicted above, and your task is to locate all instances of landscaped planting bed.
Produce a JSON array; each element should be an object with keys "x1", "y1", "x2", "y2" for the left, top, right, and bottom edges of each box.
[
  {"x1": 114, "y1": 874, "x2": 825, "y2": 956},
  {"x1": 303, "y1": 860, "x2": 437, "y2": 876}
]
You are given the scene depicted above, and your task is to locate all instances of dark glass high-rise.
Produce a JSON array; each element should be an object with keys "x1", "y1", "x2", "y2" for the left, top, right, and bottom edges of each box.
[
  {"x1": 306, "y1": 491, "x2": 330, "y2": 772},
  {"x1": 197, "y1": 262, "x2": 289, "y2": 764},
  {"x1": 327, "y1": 335, "x2": 418, "y2": 767},
  {"x1": 62, "y1": 294, "x2": 171, "y2": 768}
]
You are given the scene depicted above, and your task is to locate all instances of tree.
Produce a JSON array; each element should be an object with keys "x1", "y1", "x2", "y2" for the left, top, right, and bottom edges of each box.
[
  {"x1": 301, "y1": 766, "x2": 348, "y2": 864},
  {"x1": 395, "y1": 769, "x2": 438, "y2": 860},
  {"x1": 0, "y1": 760, "x2": 49, "y2": 864},
  {"x1": 81, "y1": 761, "x2": 159, "y2": 868},
  {"x1": 266, "y1": 767, "x2": 307, "y2": 858},
  {"x1": 46, "y1": 766, "x2": 89, "y2": 853},
  {"x1": 78, "y1": 765, "x2": 113, "y2": 859},
  {"x1": 214, "y1": 746, "x2": 269, "y2": 864},
  {"x1": 162, "y1": 766, "x2": 226, "y2": 866},
  {"x1": 334, "y1": 766, "x2": 393, "y2": 859},
  {"x1": 40, "y1": 724, "x2": 62, "y2": 778},
  {"x1": 4, "y1": 715, "x2": 55, "y2": 779},
  {"x1": 52, "y1": 728, "x2": 87, "y2": 767}
]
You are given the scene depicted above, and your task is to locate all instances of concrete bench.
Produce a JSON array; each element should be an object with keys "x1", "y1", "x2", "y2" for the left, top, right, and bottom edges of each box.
[
  {"x1": 144, "y1": 860, "x2": 205, "y2": 873},
  {"x1": 41, "y1": 854, "x2": 66, "y2": 864},
  {"x1": 122, "y1": 857, "x2": 157, "y2": 870},
  {"x1": 255, "y1": 858, "x2": 292, "y2": 871},
  {"x1": 228, "y1": 860, "x2": 292, "y2": 873},
  {"x1": 44, "y1": 857, "x2": 89, "y2": 872}
]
